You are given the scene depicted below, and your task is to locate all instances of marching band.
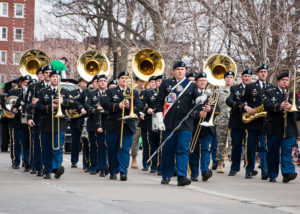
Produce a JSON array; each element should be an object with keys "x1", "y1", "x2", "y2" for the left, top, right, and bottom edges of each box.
[{"x1": 0, "y1": 49, "x2": 299, "y2": 185}]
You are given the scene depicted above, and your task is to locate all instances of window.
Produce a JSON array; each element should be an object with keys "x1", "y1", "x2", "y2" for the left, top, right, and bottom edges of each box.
[
  {"x1": 0, "y1": 27, "x2": 7, "y2": 40},
  {"x1": 14, "y1": 28, "x2": 23, "y2": 41},
  {"x1": 0, "y1": 3, "x2": 8, "y2": 17},
  {"x1": 13, "y1": 51, "x2": 22, "y2": 65},
  {"x1": 0, "y1": 50, "x2": 7, "y2": 64},
  {"x1": 0, "y1": 74, "x2": 6, "y2": 85},
  {"x1": 15, "y1": 4, "x2": 24, "y2": 18}
]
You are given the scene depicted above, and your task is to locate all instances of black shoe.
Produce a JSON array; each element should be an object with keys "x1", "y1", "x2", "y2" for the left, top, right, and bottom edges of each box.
[
  {"x1": 99, "y1": 170, "x2": 105, "y2": 177},
  {"x1": 13, "y1": 165, "x2": 20, "y2": 169},
  {"x1": 120, "y1": 172, "x2": 127, "y2": 181},
  {"x1": 24, "y1": 167, "x2": 31, "y2": 172},
  {"x1": 177, "y1": 176, "x2": 191, "y2": 186},
  {"x1": 283, "y1": 172, "x2": 297, "y2": 183},
  {"x1": 96, "y1": 169, "x2": 100, "y2": 173},
  {"x1": 245, "y1": 172, "x2": 252, "y2": 179},
  {"x1": 105, "y1": 165, "x2": 109, "y2": 175},
  {"x1": 157, "y1": 170, "x2": 161, "y2": 176},
  {"x1": 202, "y1": 170, "x2": 212, "y2": 181},
  {"x1": 173, "y1": 171, "x2": 177, "y2": 177},
  {"x1": 44, "y1": 172, "x2": 51, "y2": 179},
  {"x1": 150, "y1": 169, "x2": 157, "y2": 173},
  {"x1": 228, "y1": 171, "x2": 237, "y2": 176},
  {"x1": 71, "y1": 164, "x2": 77, "y2": 168},
  {"x1": 261, "y1": 173, "x2": 268, "y2": 180},
  {"x1": 191, "y1": 176, "x2": 198, "y2": 181},
  {"x1": 22, "y1": 162, "x2": 25, "y2": 167},
  {"x1": 251, "y1": 170, "x2": 258, "y2": 176},
  {"x1": 30, "y1": 169, "x2": 37, "y2": 174},
  {"x1": 142, "y1": 166, "x2": 149, "y2": 171},
  {"x1": 90, "y1": 171, "x2": 96, "y2": 175},
  {"x1": 161, "y1": 177, "x2": 171, "y2": 184},
  {"x1": 212, "y1": 162, "x2": 218, "y2": 170},
  {"x1": 54, "y1": 166, "x2": 65, "y2": 179},
  {"x1": 110, "y1": 174, "x2": 117, "y2": 180},
  {"x1": 37, "y1": 170, "x2": 43, "y2": 177},
  {"x1": 84, "y1": 168, "x2": 90, "y2": 173},
  {"x1": 269, "y1": 178, "x2": 276, "y2": 182}
]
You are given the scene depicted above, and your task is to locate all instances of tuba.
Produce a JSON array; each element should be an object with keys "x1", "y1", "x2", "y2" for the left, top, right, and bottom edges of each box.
[{"x1": 19, "y1": 49, "x2": 51, "y2": 79}]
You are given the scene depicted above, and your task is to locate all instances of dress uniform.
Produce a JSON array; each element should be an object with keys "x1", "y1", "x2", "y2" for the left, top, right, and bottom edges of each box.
[
  {"x1": 226, "y1": 70, "x2": 252, "y2": 176},
  {"x1": 263, "y1": 72, "x2": 299, "y2": 183},
  {"x1": 240, "y1": 64, "x2": 274, "y2": 179},
  {"x1": 155, "y1": 61, "x2": 201, "y2": 186},
  {"x1": 102, "y1": 71, "x2": 143, "y2": 181},
  {"x1": 38, "y1": 70, "x2": 83, "y2": 179},
  {"x1": 12, "y1": 75, "x2": 32, "y2": 171}
]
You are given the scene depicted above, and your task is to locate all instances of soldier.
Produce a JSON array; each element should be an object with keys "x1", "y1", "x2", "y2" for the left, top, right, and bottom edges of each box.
[
  {"x1": 26, "y1": 66, "x2": 47, "y2": 176},
  {"x1": 226, "y1": 70, "x2": 252, "y2": 176},
  {"x1": 240, "y1": 64, "x2": 274, "y2": 179},
  {"x1": 69, "y1": 77, "x2": 88, "y2": 168},
  {"x1": 155, "y1": 75, "x2": 164, "y2": 89},
  {"x1": 102, "y1": 71, "x2": 143, "y2": 181},
  {"x1": 108, "y1": 79, "x2": 117, "y2": 89},
  {"x1": 186, "y1": 72, "x2": 197, "y2": 83},
  {"x1": 214, "y1": 71, "x2": 234, "y2": 173},
  {"x1": 11, "y1": 75, "x2": 32, "y2": 172},
  {"x1": 154, "y1": 61, "x2": 201, "y2": 186},
  {"x1": 37, "y1": 70, "x2": 85, "y2": 179},
  {"x1": 189, "y1": 72, "x2": 216, "y2": 182},
  {"x1": 131, "y1": 77, "x2": 145, "y2": 169},
  {"x1": 263, "y1": 72, "x2": 299, "y2": 182}
]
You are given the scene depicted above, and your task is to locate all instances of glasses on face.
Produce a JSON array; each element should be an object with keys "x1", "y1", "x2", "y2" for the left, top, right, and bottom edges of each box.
[
  {"x1": 44, "y1": 72, "x2": 51, "y2": 75},
  {"x1": 98, "y1": 80, "x2": 107, "y2": 83}
]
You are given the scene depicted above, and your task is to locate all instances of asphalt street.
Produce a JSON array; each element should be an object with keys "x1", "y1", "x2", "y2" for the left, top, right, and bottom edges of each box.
[{"x1": 0, "y1": 152, "x2": 299, "y2": 214}]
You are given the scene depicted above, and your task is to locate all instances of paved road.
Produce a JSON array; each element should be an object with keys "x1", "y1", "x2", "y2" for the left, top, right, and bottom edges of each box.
[{"x1": 0, "y1": 152, "x2": 299, "y2": 214}]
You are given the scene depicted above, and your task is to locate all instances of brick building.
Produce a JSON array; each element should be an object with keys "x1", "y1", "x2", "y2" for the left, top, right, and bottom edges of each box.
[{"x1": 0, "y1": 0, "x2": 35, "y2": 84}]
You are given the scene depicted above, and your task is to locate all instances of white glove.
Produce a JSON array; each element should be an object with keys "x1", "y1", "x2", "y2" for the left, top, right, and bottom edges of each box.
[
  {"x1": 195, "y1": 94, "x2": 207, "y2": 105},
  {"x1": 155, "y1": 112, "x2": 165, "y2": 131}
]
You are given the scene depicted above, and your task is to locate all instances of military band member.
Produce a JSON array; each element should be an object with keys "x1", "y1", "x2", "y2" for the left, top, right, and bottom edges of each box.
[
  {"x1": 107, "y1": 79, "x2": 117, "y2": 89},
  {"x1": 263, "y1": 72, "x2": 299, "y2": 183},
  {"x1": 38, "y1": 70, "x2": 85, "y2": 179},
  {"x1": 69, "y1": 77, "x2": 88, "y2": 168},
  {"x1": 241, "y1": 64, "x2": 274, "y2": 179},
  {"x1": 155, "y1": 61, "x2": 201, "y2": 186},
  {"x1": 26, "y1": 66, "x2": 46, "y2": 176},
  {"x1": 226, "y1": 69, "x2": 252, "y2": 176},
  {"x1": 186, "y1": 72, "x2": 197, "y2": 83},
  {"x1": 155, "y1": 75, "x2": 164, "y2": 88},
  {"x1": 11, "y1": 75, "x2": 32, "y2": 172},
  {"x1": 102, "y1": 71, "x2": 143, "y2": 181},
  {"x1": 215, "y1": 71, "x2": 234, "y2": 173},
  {"x1": 189, "y1": 72, "x2": 216, "y2": 182}
]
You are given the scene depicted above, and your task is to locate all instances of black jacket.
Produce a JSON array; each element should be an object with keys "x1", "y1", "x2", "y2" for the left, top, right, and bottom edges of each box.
[
  {"x1": 8, "y1": 88, "x2": 26, "y2": 129},
  {"x1": 139, "y1": 88, "x2": 158, "y2": 129}
]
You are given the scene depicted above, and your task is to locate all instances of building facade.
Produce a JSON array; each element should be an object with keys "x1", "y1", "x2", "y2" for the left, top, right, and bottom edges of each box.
[{"x1": 0, "y1": 0, "x2": 35, "y2": 84}]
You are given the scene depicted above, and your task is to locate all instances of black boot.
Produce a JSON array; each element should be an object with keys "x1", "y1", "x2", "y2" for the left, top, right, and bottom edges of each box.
[
  {"x1": 120, "y1": 172, "x2": 127, "y2": 181},
  {"x1": 177, "y1": 176, "x2": 191, "y2": 186},
  {"x1": 161, "y1": 177, "x2": 171, "y2": 185},
  {"x1": 202, "y1": 170, "x2": 212, "y2": 181},
  {"x1": 54, "y1": 166, "x2": 65, "y2": 179},
  {"x1": 37, "y1": 170, "x2": 43, "y2": 177}
]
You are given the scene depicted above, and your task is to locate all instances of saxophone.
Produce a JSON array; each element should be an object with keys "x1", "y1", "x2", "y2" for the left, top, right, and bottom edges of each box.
[{"x1": 242, "y1": 104, "x2": 267, "y2": 124}]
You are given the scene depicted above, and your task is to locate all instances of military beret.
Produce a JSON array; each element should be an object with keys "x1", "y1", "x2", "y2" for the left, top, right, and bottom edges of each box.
[
  {"x1": 91, "y1": 75, "x2": 100, "y2": 82},
  {"x1": 242, "y1": 69, "x2": 252, "y2": 76},
  {"x1": 224, "y1": 70, "x2": 235, "y2": 78},
  {"x1": 186, "y1": 72, "x2": 197, "y2": 78},
  {"x1": 49, "y1": 70, "x2": 60, "y2": 77},
  {"x1": 256, "y1": 64, "x2": 268, "y2": 72},
  {"x1": 43, "y1": 65, "x2": 53, "y2": 72},
  {"x1": 36, "y1": 66, "x2": 44, "y2": 75},
  {"x1": 155, "y1": 75, "x2": 165, "y2": 81},
  {"x1": 22, "y1": 75, "x2": 32, "y2": 81},
  {"x1": 118, "y1": 71, "x2": 129, "y2": 79},
  {"x1": 277, "y1": 72, "x2": 289, "y2": 80},
  {"x1": 148, "y1": 76, "x2": 156, "y2": 82},
  {"x1": 108, "y1": 79, "x2": 117, "y2": 87},
  {"x1": 77, "y1": 77, "x2": 85, "y2": 83},
  {"x1": 195, "y1": 72, "x2": 207, "y2": 81},
  {"x1": 173, "y1": 61, "x2": 186, "y2": 69},
  {"x1": 29, "y1": 79, "x2": 38, "y2": 85},
  {"x1": 98, "y1": 74, "x2": 108, "y2": 80}
]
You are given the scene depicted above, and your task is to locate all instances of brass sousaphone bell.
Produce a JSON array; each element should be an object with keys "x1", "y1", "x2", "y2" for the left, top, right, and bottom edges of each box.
[
  {"x1": 3, "y1": 95, "x2": 18, "y2": 119},
  {"x1": 19, "y1": 49, "x2": 51, "y2": 79}
]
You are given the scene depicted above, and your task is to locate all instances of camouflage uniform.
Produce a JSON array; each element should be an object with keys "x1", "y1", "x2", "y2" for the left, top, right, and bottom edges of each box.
[
  {"x1": 214, "y1": 86, "x2": 231, "y2": 162},
  {"x1": 131, "y1": 121, "x2": 141, "y2": 157}
]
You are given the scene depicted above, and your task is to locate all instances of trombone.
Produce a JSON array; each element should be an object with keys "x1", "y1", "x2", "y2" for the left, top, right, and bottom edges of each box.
[{"x1": 52, "y1": 75, "x2": 64, "y2": 150}]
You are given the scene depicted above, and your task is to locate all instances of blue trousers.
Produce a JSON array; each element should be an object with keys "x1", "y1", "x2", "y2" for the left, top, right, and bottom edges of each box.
[
  {"x1": 30, "y1": 126, "x2": 42, "y2": 170},
  {"x1": 13, "y1": 128, "x2": 30, "y2": 168},
  {"x1": 267, "y1": 136, "x2": 297, "y2": 179},
  {"x1": 230, "y1": 129, "x2": 246, "y2": 172},
  {"x1": 161, "y1": 130, "x2": 192, "y2": 178},
  {"x1": 82, "y1": 137, "x2": 90, "y2": 169},
  {"x1": 258, "y1": 134, "x2": 267, "y2": 174},
  {"x1": 71, "y1": 129, "x2": 81, "y2": 165},
  {"x1": 149, "y1": 130, "x2": 161, "y2": 171},
  {"x1": 41, "y1": 132, "x2": 65, "y2": 173},
  {"x1": 106, "y1": 127, "x2": 133, "y2": 175},
  {"x1": 141, "y1": 128, "x2": 150, "y2": 168},
  {"x1": 97, "y1": 132, "x2": 107, "y2": 170},
  {"x1": 88, "y1": 131, "x2": 98, "y2": 172},
  {"x1": 211, "y1": 134, "x2": 218, "y2": 164}
]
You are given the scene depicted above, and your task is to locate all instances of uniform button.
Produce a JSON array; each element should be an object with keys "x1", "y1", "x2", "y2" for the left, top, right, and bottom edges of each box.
[
  {"x1": 178, "y1": 101, "x2": 180, "y2": 103},
  {"x1": 177, "y1": 106, "x2": 179, "y2": 108}
]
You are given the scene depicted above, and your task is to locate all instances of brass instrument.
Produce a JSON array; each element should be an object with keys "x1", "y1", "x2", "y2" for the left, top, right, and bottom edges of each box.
[
  {"x1": 19, "y1": 49, "x2": 51, "y2": 79},
  {"x1": 77, "y1": 50, "x2": 110, "y2": 82},
  {"x1": 132, "y1": 49, "x2": 165, "y2": 81},
  {"x1": 3, "y1": 95, "x2": 18, "y2": 119},
  {"x1": 52, "y1": 76, "x2": 64, "y2": 151},
  {"x1": 242, "y1": 105, "x2": 267, "y2": 124},
  {"x1": 65, "y1": 109, "x2": 81, "y2": 118}
]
